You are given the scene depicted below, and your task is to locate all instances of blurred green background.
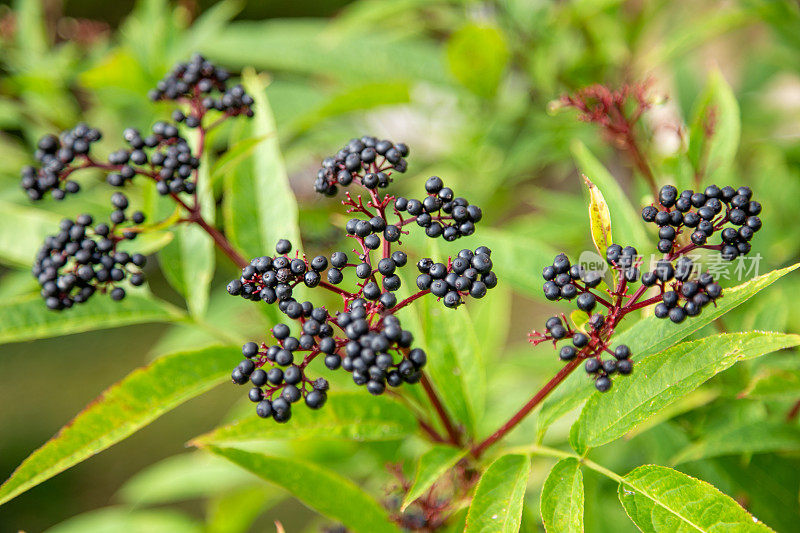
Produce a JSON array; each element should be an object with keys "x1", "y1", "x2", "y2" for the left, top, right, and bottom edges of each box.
[{"x1": 1, "y1": 0, "x2": 800, "y2": 531}]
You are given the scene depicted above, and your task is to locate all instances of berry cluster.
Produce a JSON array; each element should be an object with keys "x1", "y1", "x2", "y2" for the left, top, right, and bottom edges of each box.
[
  {"x1": 149, "y1": 54, "x2": 254, "y2": 125},
  {"x1": 32, "y1": 192, "x2": 146, "y2": 310},
  {"x1": 394, "y1": 176, "x2": 483, "y2": 241},
  {"x1": 416, "y1": 247, "x2": 497, "y2": 309},
  {"x1": 230, "y1": 137, "x2": 496, "y2": 420},
  {"x1": 21, "y1": 56, "x2": 253, "y2": 310},
  {"x1": 20, "y1": 123, "x2": 102, "y2": 200},
  {"x1": 314, "y1": 136, "x2": 409, "y2": 196},
  {"x1": 232, "y1": 312, "x2": 334, "y2": 422},
  {"x1": 642, "y1": 184, "x2": 762, "y2": 259},
  {"x1": 107, "y1": 121, "x2": 200, "y2": 195}
]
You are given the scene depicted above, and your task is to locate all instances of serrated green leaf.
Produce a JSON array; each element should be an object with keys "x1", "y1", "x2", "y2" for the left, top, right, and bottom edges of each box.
[
  {"x1": 571, "y1": 140, "x2": 649, "y2": 251},
  {"x1": 402, "y1": 446, "x2": 466, "y2": 511},
  {"x1": 203, "y1": 446, "x2": 399, "y2": 533},
  {"x1": 688, "y1": 69, "x2": 740, "y2": 182},
  {"x1": 618, "y1": 465, "x2": 772, "y2": 532},
  {"x1": 0, "y1": 293, "x2": 183, "y2": 347},
  {"x1": 671, "y1": 421, "x2": 800, "y2": 465},
  {"x1": 0, "y1": 345, "x2": 239, "y2": 506},
  {"x1": 537, "y1": 262, "x2": 800, "y2": 441},
  {"x1": 159, "y1": 148, "x2": 215, "y2": 317},
  {"x1": 45, "y1": 507, "x2": 201, "y2": 533},
  {"x1": 117, "y1": 452, "x2": 261, "y2": 505},
  {"x1": 223, "y1": 69, "x2": 300, "y2": 260},
  {"x1": 191, "y1": 393, "x2": 417, "y2": 446},
  {"x1": 446, "y1": 24, "x2": 509, "y2": 98},
  {"x1": 583, "y1": 175, "x2": 613, "y2": 259},
  {"x1": 465, "y1": 454, "x2": 530, "y2": 533},
  {"x1": 571, "y1": 332, "x2": 800, "y2": 451},
  {"x1": 540, "y1": 457, "x2": 584, "y2": 533}
]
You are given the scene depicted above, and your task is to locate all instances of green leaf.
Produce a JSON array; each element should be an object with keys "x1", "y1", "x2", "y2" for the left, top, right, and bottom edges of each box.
[
  {"x1": 537, "y1": 262, "x2": 800, "y2": 441},
  {"x1": 618, "y1": 465, "x2": 773, "y2": 532},
  {"x1": 402, "y1": 445, "x2": 466, "y2": 511},
  {"x1": 13, "y1": 0, "x2": 48, "y2": 57},
  {"x1": 209, "y1": 135, "x2": 269, "y2": 186},
  {"x1": 540, "y1": 458, "x2": 584, "y2": 533},
  {"x1": 671, "y1": 421, "x2": 800, "y2": 465},
  {"x1": 203, "y1": 446, "x2": 400, "y2": 533},
  {"x1": 0, "y1": 345, "x2": 239, "y2": 506},
  {"x1": 0, "y1": 200, "x2": 61, "y2": 267},
  {"x1": 582, "y1": 175, "x2": 613, "y2": 259},
  {"x1": 465, "y1": 454, "x2": 531, "y2": 533},
  {"x1": 739, "y1": 367, "x2": 800, "y2": 400},
  {"x1": 571, "y1": 140, "x2": 649, "y2": 251},
  {"x1": 0, "y1": 293, "x2": 183, "y2": 347},
  {"x1": 117, "y1": 452, "x2": 261, "y2": 505},
  {"x1": 571, "y1": 332, "x2": 800, "y2": 451},
  {"x1": 479, "y1": 227, "x2": 557, "y2": 300},
  {"x1": 446, "y1": 24, "x2": 509, "y2": 98},
  {"x1": 206, "y1": 486, "x2": 280, "y2": 533},
  {"x1": 159, "y1": 147, "x2": 214, "y2": 317},
  {"x1": 688, "y1": 69, "x2": 740, "y2": 182},
  {"x1": 224, "y1": 69, "x2": 300, "y2": 260},
  {"x1": 191, "y1": 392, "x2": 417, "y2": 446},
  {"x1": 45, "y1": 507, "x2": 201, "y2": 533}
]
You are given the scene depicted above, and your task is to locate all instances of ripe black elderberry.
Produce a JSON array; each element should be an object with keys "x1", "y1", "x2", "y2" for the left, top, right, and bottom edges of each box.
[
  {"x1": 32, "y1": 193, "x2": 146, "y2": 310},
  {"x1": 149, "y1": 54, "x2": 254, "y2": 123},
  {"x1": 315, "y1": 136, "x2": 409, "y2": 196},
  {"x1": 416, "y1": 247, "x2": 497, "y2": 309},
  {"x1": 21, "y1": 123, "x2": 102, "y2": 200},
  {"x1": 642, "y1": 184, "x2": 762, "y2": 260},
  {"x1": 394, "y1": 176, "x2": 483, "y2": 241}
]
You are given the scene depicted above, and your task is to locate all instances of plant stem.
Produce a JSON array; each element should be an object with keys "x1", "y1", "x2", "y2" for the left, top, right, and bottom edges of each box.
[
  {"x1": 421, "y1": 373, "x2": 461, "y2": 446},
  {"x1": 472, "y1": 358, "x2": 582, "y2": 458}
]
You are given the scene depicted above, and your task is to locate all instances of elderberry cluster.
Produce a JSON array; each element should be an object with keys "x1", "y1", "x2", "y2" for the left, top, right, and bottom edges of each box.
[
  {"x1": 232, "y1": 313, "x2": 334, "y2": 423},
  {"x1": 394, "y1": 176, "x2": 483, "y2": 241},
  {"x1": 149, "y1": 54, "x2": 254, "y2": 124},
  {"x1": 107, "y1": 121, "x2": 199, "y2": 195},
  {"x1": 539, "y1": 315, "x2": 632, "y2": 392},
  {"x1": 20, "y1": 123, "x2": 102, "y2": 200},
  {"x1": 32, "y1": 192, "x2": 146, "y2": 310},
  {"x1": 314, "y1": 136, "x2": 409, "y2": 196},
  {"x1": 641, "y1": 184, "x2": 762, "y2": 259},
  {"x1": 416, "y1": 247, "x2": 497, "y2": 309}
]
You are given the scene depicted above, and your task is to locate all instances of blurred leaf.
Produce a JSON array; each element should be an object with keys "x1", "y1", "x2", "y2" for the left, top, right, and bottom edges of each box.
[
  {"x1": 117, "y1": 452, "x2": 261, "y2": 505},
  {"x1": 45, "y1": 507, "x2": 201, "y2": 533},
  {"x1": 479, "y1": 227, "x2": 557, "y2": 300},
  {"x1": 0, "y1": 200, "x2": 61, "y2": 267},
  {"x1": 210, "y1": 135, "x2": 268, "y2": 186},
  {"x1": 79, "y1": 48, "x2": 152, "y2": 96},
  {"x1": 13, "y1": 0, "x2": 48, "y2": 58},
  {"x1": 582, "y1": 175, "x2": 613, "y2": 259},
  {"x1": 206, "y1": 486, "x2": 280, "y2": 533},
  {"x1": 465, "y1": 454, "x2": 530, "y2": 533},
  {"x1": 0, "y1": 293, "x2": 182, "y2": 347},
  {"x1": 191, "y1": 393, "x2": 417, "y2": 446},
  {"x1": 537, "y1": 262, "x2": 800, "y2": 441},
  {"x1": 540, "y1": 457, "x2": 584, "y2": 533},
  {"x1": 671, "y1": 421, "x2": 800, "y2": 465},
  {"x1": 223, "y1": 69, "x2": 300, "y2": 260},
  {"x1": 571, "y1": 140, "x2": 649, "y2": 251},
  {"x1": 402, "y1": 445, "x2": 466, "y2": 511},
  {"x1": 618, "y1": 465, "x2": 772, "y2": 532},
  {"x1": 446, "y1": 24, "x2": 509, "y2": 98},
  {"x1": 0, "y1": 345, "x2": 239, "y2": 506},
  {"x1": 571, "y1": 332, "x2": 800, "y2": 452},
  {"x1": 159, "y1": 150, "x2": 215, "y2": 317},
  {"x1": 203, "y1": 446, "x2": 400, "y2": 533},
  {"x1": 688, "y1": 69, "x2": 740, "y2": 183},
  {"x1": 204, "y1": 20, "x2": 449, "y2": 85},
  {"x1": 292, "y1": 81, "x2": 411, "y2": 133},
  {"x1": 739, "y1": 367, "x2": 800, "y2": 400}
]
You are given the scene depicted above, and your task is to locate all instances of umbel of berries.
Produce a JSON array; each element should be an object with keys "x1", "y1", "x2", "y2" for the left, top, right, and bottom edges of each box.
[
  {"x1": 228, "y1": 137, "x2": 497, "y2": 421},
  {"x1": 532, "y1": 184, "x2": 762, "y2": 392},
  {"x1": 21, "y1": 55, "x2": 254, "y2": 310}
]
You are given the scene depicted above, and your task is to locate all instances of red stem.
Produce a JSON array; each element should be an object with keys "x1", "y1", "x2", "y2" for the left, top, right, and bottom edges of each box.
[
  {"x1": 421, "y1": 373, "x2": 461, "y2": 446},
  {"x1": 472, "y1": 358, "x2": 582, "y2": 458}
]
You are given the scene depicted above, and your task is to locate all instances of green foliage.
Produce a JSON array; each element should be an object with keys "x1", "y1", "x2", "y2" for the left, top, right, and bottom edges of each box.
[
  {"x1": 402, "y1": 445, "x2": 467, "y2": 510},
  {"x1": 540, "y1": 458, "x2": 584, "y2": 533},
  {"x1": 465, "y1": 454, "x2": 530, "y2": 533}
]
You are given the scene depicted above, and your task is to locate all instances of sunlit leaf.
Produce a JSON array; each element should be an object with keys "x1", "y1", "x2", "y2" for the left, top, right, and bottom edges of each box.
[
  {"x1": 540, "y1": 457, "x2": 583, "y2": 533},
  {"x1": 465, "y1": 454, "x2": 531, "y2": 533}
]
